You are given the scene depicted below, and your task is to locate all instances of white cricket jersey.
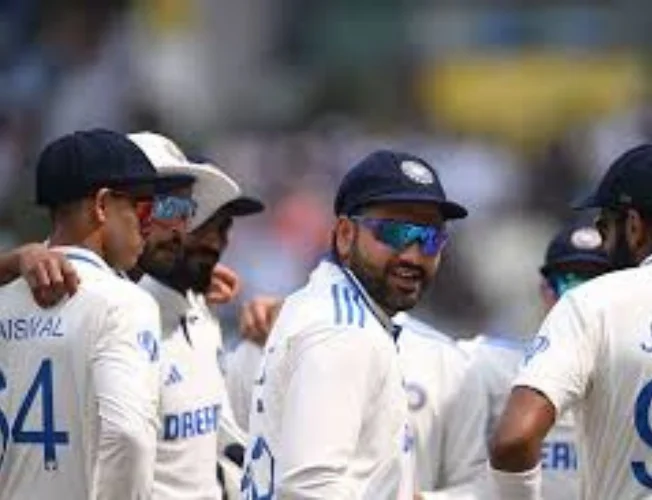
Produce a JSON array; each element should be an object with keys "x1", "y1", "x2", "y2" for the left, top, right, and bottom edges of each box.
[
  {"x1": 138, "y1": 276, "x2": 246, "y2": 500},
  {"x1": 460, "y1": 335, "x2": 578, "y2": 500},
  {"x1": 0, "y1": 246, "x2": 161, "y2": 500},
  {"x1": 226, "y1": 340, "x2": 263, "y2": 432},
  {"x1": 242, "y1": 259, "x2": 414, "y2": 500},
  {"x1": 513, "y1": 257, "x2": 652, "y2": 500},
  {"x1": 394, "y1": 314, "x2": 487, "y2": 499}
]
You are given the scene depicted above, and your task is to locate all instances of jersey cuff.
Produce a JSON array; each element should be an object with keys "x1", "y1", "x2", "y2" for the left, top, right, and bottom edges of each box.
[{"x1": 488, "y1": 462, "x2": 542, "y2": 500}]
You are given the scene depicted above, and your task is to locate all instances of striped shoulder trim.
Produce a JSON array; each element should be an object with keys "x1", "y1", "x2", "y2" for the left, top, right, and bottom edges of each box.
[{"x1": 330, "y1": 283, "x2": 366, "y2": 327}]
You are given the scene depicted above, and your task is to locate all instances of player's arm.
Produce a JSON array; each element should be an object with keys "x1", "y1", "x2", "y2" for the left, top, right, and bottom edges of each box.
[
  {"x1": 0, "y1": 243, "x2": 78, "y2": 306},
  {"x1": 277, "y1": 327, "x2": 372, "y2": 499},
  {"x1": 92, "y1": 290, "x2": 161, "y2": 500},
  {"x1": 489, "y1": 294, "x2": 597, "y2": 500}
]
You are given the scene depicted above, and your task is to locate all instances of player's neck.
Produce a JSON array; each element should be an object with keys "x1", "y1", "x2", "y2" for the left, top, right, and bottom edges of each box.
[{"x1": 49, "y1": 225, "x2": 105, "y2": 262}]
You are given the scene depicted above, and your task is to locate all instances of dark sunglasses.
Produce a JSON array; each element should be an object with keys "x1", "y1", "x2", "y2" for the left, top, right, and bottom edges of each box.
[{"x1": 351, "y1": 216, "x2": 448, "y2": 256}]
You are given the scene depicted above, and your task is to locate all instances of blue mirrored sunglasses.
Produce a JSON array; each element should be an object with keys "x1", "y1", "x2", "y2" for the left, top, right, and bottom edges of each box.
[
  {"x1": 351, "y1": 216, "x2": 448, "y2": 256},
  {"x1": 152, "y1": 195, "x2": 197, "y2": 221}
]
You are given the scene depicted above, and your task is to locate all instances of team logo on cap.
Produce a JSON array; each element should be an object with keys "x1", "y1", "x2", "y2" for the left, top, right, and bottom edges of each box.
[
  {"x1": 570, "y1": 227, "x2": 602, "y2": 250},
  {"x1": 400, "y1": 160, "x2": 434, "y2": 185}
]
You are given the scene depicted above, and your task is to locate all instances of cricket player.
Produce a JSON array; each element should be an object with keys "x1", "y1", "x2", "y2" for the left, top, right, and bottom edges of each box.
[
  {"x1": 0, "y1": 131, "x2": 250, "y2": 499},
  {"x1": 129, "y1": 132, "x2": 264, "y2": 499},
  {"x1": 241, "y1": 150, "x2": 468, "y2": 499},
  {"x1": 234, "y1": 307, "x2": 487, "y2": 499},
  {"x1": 0, "y1": 129, "x2": 194, "y2": 500},
  {"x1": 489, "y1": 144, "x2": 652, "y2": 499},
  {"x1": 460, "y1": 219, "x2": 610, "y2": 499}
]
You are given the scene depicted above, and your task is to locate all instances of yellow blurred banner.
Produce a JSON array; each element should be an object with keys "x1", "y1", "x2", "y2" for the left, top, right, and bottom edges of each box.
[
  {"x1": 418, "y1": 52, "x2": 644, "y2": 146},
  {"x1": 136, "y1": 0, "x2": 197, "y2": 33}
]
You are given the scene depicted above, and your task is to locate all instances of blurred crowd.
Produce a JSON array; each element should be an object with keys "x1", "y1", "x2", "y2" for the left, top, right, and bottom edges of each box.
[{"x1": 1, "y1": 0, "x2": 652, "y2": 341}]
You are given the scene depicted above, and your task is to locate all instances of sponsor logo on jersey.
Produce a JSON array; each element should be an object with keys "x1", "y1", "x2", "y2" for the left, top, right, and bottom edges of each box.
[
  {"x1": 163, "y1": 403, "x2": 221, "y2": 441},
  {"x1": 0, "y1": 316, "x2": 64, "y2": 341}
]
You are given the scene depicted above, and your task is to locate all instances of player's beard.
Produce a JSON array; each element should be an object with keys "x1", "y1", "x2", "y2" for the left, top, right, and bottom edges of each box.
[
  {"x1": 140, "y1": 242, "x2": 217, "y2": 295},
  {"x1": 347, "y1": 238, "x2": 430, "y2": 316},
  {"x1": 610, "y1": 223, "x2": 638, "y2": 270}
]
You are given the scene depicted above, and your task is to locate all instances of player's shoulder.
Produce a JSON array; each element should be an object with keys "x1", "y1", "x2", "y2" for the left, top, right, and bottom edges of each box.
[
  {"x1": 396, "y1": 313, "x2": 466, "y2": 357},
  {"x1": 460, "y1": 333, "x2": 527, "y2": 368},
  {"x1": 568, "y1": 265, "x2": 652, "y2": 308},
  {"x1": 277, "y1": 278, "x2": 376, "y2": 339},
  {"x1": 463, "y1": 333, "x2": 529, "y2": 354},
  {"x1": 73, "y1": 263, "x2": 158, "y2": 312}
]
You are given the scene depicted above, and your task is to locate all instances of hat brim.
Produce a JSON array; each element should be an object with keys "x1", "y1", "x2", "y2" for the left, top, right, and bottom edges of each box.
[
  {"x1": 221, "y1": 196, "x2": 264, "y2": 217},
  {"x1": 540, "y1": 254, "x2": 611, "y2": 276},
  {"x1": 361, "y1": 192, "x2": 468, "y2": 220},
  {"x1": 108, "y1": 173, "x2": 195, "y2": 199},
  {"x1": 159, "y1": 163, "x2": 245, "y2": 230}
]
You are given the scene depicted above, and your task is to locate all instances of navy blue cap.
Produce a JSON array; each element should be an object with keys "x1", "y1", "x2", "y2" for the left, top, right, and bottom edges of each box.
[
  {"x1": 575, "y1": 144, "x2": 652, "y2": 210},
  {"x1": 36, "y1": 129, "x2": 194, "y2": 207},
  {"x1": 540, "y1": 221, "x2": 610, "y2": 276},
  {"x1": 334, "y1": 150, "x2": 468, "y2": 220}
]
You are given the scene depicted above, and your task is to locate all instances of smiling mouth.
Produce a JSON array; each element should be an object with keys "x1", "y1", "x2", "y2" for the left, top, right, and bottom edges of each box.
[{"x1": 389, "y1": 270, "x2": 423, "y2": 291}]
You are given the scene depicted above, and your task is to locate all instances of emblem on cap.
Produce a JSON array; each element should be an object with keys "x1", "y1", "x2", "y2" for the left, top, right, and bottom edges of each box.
[
  {"x1": 570, "y1": 227, "x2": 602, "y2": 250},
  {"x1": 400, "y1": 160, "x2": 434, "y2": 185}
]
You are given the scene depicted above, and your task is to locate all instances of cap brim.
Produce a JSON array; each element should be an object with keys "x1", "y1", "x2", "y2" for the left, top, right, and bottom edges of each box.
[
  {"x1": 221, "y1": 196, "x2": 264, "y2": 217},
  {"x1": 109, "y1": 173, "x2": 195, "y2": 199},
  {"x1": 159, "y1": 163, "x2": 244, "y2": 230},
  {"x1": 540, "y1": 254, "x2": 611, "y2": 275},
  {"x1": 362, "y1": 192, "x2": 468, "y2": 220}
]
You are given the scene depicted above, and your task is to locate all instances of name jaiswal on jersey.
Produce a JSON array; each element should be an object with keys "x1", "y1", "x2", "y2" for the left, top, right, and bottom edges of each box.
[{"x1": 0, "y1": 316, "x2": 64, "y2": 341}]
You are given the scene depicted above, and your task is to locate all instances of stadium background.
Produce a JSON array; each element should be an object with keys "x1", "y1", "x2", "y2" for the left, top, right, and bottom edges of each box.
[{"x1": 0, "y1": 0, "x2": 648, "y2": 342}]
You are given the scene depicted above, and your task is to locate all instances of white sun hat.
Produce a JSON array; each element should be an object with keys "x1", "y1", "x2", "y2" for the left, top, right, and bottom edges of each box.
[{"x1": 128, "y1": 131, "x2": 262, "y2": 230}]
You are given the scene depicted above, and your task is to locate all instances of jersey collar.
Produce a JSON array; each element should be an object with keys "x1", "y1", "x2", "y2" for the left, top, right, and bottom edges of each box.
[
  {"x1": 138, "y1": 275, "x2": 189, "y2": 334},
  {"x1": 51, "y1": 245, "x2": 113, "y2": 273}
]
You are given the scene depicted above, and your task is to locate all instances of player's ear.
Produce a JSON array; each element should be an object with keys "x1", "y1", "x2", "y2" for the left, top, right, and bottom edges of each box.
[
  {"x1": 92, "y1": 188, "x2": 111, "y2": 224},
  {"x1": 629, "y1": 208, "x2": 652, "y2": 255},
  {"x1": 334, "y1": 216, "x2": 356, "y2": 262}
]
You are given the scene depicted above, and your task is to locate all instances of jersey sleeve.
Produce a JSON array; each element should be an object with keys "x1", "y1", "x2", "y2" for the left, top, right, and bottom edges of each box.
[
  {"x1": 276, "y1": 327, "x2": 375, "y2": 499},
  {"x1": 91, "y1": 288, "x2": 161, "y2": 500},
  {"x1": 514, "y1": 293, "x2": 599, "y2": 415}
]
